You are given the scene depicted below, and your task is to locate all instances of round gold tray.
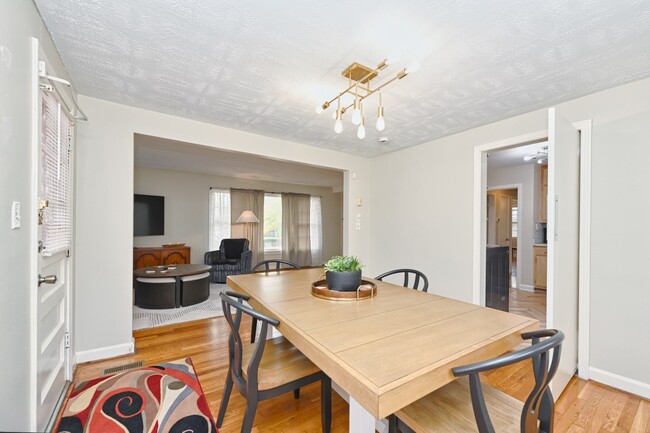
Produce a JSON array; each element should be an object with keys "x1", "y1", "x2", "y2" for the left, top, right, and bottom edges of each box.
[{"x1": 311, "y1": 279, "x2": 377, "y2": 301}]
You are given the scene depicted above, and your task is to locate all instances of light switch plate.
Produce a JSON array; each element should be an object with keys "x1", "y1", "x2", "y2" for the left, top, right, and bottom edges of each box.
[{"x1": 11, "y1": 201, "x2": 21, "y2": 229}]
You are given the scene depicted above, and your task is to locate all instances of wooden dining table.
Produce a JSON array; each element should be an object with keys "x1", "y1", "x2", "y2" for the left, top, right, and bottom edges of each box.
[{"x1": 228, "y1": 268, "x2": 538, "y2": 433}]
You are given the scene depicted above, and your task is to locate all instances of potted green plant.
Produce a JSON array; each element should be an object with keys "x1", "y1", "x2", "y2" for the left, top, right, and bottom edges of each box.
[{"x1": 324, "y1": 255, "x2": 364, "y2": 291}]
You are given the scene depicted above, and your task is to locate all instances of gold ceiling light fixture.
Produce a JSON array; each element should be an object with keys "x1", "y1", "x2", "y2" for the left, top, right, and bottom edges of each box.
[{"x1": 316, "y1": 57, "x2": 420, "y2": 139}]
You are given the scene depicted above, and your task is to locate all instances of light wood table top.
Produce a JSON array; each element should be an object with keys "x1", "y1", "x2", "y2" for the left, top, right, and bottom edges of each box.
[{"x1": 228, "y1": 268, "x2": 538, "y2": 421}]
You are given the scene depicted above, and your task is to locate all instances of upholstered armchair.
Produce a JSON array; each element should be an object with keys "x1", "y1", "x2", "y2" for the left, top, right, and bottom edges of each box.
[{"x1": 204, "y1": 238, "x2": 252, "y2": 283}]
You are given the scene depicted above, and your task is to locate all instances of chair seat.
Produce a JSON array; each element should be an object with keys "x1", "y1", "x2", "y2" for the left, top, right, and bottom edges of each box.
[
  {"x1": 213, "y1": 259, "x2": 241, "y2": 266},
  {"x1": 241, "y1": 336, "x2": 320, "y2": 391},
  {"x1": 396, "y1": 377, "x2": 522, "y2": 433}
]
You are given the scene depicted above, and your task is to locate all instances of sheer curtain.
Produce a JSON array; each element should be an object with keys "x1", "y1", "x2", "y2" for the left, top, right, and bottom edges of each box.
[
  {"x1": 310, "y1": 196, "x2": 323, "y2": 265},
  {"x1": 230, "y1": 188, "x2": 264, "y2": 265},
  {"x1": 282, "y1": 193, "x2": 312, "y2": 266},
  {"x1": 208, "y1": 188, "x2": 231, "y2": 250}
]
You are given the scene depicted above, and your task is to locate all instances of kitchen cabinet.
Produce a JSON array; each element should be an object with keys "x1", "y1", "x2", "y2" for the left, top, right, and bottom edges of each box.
[
  {"x1": 540, "y1": 164, "x2": 548, "y2": 222},
  {"x1": 533, "y1": 245, "x2": 547, "y2": 289}
]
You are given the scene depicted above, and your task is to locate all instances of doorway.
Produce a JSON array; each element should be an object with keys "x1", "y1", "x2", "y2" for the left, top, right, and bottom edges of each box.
[{"x1": 473, "y1": 111, "x2": 593, "y2": 397}]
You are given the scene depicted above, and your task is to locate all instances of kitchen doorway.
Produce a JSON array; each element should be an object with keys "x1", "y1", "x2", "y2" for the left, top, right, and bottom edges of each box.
[{"x1": 473, "y1": 112, "x2": 593, "y2": 394}]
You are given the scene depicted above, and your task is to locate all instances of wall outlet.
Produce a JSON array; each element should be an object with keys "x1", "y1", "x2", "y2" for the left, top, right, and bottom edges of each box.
[{"x1": 11, "y1": 201, "x2": 20, "y2": 229}]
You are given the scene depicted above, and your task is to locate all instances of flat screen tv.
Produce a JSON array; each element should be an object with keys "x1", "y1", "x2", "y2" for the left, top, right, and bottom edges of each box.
[{"x1": 134, "y1": 194, "x2": 164, "y2": 236}]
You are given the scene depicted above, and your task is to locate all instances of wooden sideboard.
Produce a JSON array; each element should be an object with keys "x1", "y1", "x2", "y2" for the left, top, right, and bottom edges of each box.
[{"x1": 133, "y1": 246, "x2": 191, "y2": 270}]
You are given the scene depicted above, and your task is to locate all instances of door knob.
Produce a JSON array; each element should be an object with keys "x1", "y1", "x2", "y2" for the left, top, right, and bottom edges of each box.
[{"x1": 38, "y1": 274, "x2": 57, "y2": 286}]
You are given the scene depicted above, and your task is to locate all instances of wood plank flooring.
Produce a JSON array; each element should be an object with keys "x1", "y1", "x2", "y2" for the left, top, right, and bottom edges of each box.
[
  {"x1": 509, "y1": 287, "x2": 547, "y2": 328},
  {"x1": 72, "y1": 317, "x2": 649, "y2": 433}
]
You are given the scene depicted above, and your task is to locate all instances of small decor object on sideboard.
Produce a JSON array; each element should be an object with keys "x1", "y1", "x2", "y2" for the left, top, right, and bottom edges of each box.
[{"x1": 323, "y1": 255, "x2": 364, "y2": 291}]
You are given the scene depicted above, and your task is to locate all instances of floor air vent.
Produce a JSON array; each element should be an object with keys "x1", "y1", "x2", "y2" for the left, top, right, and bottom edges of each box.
[{"x1": 102, "y1": 361, "x2": 144, "y2": 375}]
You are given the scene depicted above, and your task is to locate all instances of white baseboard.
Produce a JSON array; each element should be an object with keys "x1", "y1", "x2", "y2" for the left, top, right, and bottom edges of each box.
[
  {"x1": 518, "y1": 284, "x2": 535, "y2": 292},
  {"x1": 589, "y1": 367, "x2": 650, "y2": 399},
  {"x1": 75, "y1": 339, "x2": 135, "y2": 364}
]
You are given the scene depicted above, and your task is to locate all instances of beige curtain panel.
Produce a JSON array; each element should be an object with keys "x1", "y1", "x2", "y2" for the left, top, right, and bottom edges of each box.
[
  {"x1": 282, "y1": 193, "x2": 312, "y2": 266},
  {"x1": 230, "y1": 188, "x2": 265, "y2": 266}
]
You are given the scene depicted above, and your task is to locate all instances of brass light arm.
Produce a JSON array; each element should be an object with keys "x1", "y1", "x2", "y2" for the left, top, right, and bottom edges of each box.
[{"x1": 320, "y1": 59, "x2": 390, "y2": 109}]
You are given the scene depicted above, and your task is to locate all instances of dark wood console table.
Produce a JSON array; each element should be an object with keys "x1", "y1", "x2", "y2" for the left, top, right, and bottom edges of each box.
[{"x1": 133, "y1": 246, "x2": 190, "y2": 270}]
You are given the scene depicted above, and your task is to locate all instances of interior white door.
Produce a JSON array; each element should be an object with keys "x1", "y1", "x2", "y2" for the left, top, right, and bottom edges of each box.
[
  {"x1": 33, "y1": 81, "x2": 72, "y2": 429},
  {"x1": 546, "y1": 107, "x2": 580, "y2": 397}
]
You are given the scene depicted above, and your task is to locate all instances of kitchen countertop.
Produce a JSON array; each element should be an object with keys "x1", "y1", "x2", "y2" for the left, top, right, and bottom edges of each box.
[{"x1": 534, "y1": 243, "x2": 547, "y2": 247}]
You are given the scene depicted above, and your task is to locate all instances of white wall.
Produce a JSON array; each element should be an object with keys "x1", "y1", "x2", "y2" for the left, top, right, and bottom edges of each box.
[
  {"x1": 488, "y1": 165, "x2": 535, "y2": 288},
  {"x1": 75, "y1": 96, "x2": 370, "y2": 359},
  {"x1": 134, "y1": 166, "x2": 343, "y2": 263},
  {"x1": 0, "y1": 0, "x2": 72, "y2": 429},
  {"x1": 369, "y1": 76, "x2": 650, "y2": 396}
]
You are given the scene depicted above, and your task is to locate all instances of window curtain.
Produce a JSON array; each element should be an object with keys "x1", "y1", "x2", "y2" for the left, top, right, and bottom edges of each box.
[
  {"x1": 230, "y1": 188, "x2": 264, "y2": 266},
  {"x1": 208, "y1": 188, "x2": 231, "y2": 250},
  {"x1": 282, "y1": 193, "x2": 312, "y2": 266},
  {"x1": 310, "y1": 196, "x2": 323, "y2": 265}
]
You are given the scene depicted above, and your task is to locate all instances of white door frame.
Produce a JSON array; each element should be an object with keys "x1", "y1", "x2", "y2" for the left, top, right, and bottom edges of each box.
[
  {"x1": 486, "y1": 184, "x2": 522, "y2": 289},
  {"x1": 472, "y1": 122, "x2": 592, "y2": 380}
]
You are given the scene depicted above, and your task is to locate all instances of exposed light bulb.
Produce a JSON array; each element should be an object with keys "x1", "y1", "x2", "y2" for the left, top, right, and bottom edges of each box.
[
  {"x1": 334, "y1": 108, "x2": 343, "y2": 134},
  {"x1": 352, "y1": 100, "x2": 362, "y2": 126},
  {"x1": 376, "y1": 115, "x2": 385, "y2": 132},
  {"x1": 334, "y1": 118, "x2": 343, "y2": 134},
  {"x1": 376, "y1": 93, "x2": 385, "y2": 131},
  {"x1": 315, "y1": 105, "x2": 324, "y2": 114},
  {"x1": 523, "y1": 155, "x2": 534, "y2": 161},
  {"x1": 357, "y1": 118, "x2": 366, "y2": 139},
  {"x1": 537, "y1": 158, "x2": 544, "y2": 165},
  {"x1": 405, "y1": 60, "x2": 421, "y2": 74}
]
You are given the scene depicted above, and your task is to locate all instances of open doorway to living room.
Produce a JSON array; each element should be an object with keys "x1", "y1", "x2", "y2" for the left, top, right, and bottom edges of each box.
[{"x1": 131, "y1": 134, "x2": 344, "y2": 331}]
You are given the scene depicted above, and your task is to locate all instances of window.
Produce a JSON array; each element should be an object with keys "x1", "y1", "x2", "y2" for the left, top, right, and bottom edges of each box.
[
  {"x1": 41, "y1": 91, "x2": 73, "y2": 255},
  {"x1": 208, "y1": 188, "x2": 231, "y2": 250},
  {"x1": 263, "y1": 193, "x2": 282, "y2": 251},
  {"x1": 511, "y1": 206, "x2": 518, "y2": 238},
  {"x1": 310, "y1": 197, "x2": 323, "y2": 265}
]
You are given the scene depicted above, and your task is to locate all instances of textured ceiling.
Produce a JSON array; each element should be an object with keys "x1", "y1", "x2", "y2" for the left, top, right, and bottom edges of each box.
[
  {"x1": 134, "y1": 135, "x2": 344, "y2": 188},
  {"x1": 487, "y1": 141, "x2": 548, "y2": 170},
  {"x1": 35, "y1": 0, "x2": 650, "y2": 157}
]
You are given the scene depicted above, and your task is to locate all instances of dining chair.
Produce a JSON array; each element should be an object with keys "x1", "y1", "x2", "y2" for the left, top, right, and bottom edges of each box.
[
  {"x1": 374, "y1": 268, "x2": 429, "y2": 292},
  {"x1": 388, "y1": 329, "x2": 564, "y2": 433},
  {"x1": 249, "y1": 259, "x2": 301, "y2": 343},
  {"x1": 217, "y1": 291, "x2": 332, "y2": 433}
]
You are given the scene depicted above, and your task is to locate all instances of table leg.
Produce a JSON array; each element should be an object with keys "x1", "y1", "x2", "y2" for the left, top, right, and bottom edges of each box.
[{"x1": 349, "y1": 396, "x2": 377, "y2": 433}]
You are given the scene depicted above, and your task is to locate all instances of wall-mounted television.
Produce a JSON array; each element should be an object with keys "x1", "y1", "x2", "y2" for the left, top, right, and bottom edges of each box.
[{"x1": 134, "y1": 194, "x2": 164, "y2": 236}]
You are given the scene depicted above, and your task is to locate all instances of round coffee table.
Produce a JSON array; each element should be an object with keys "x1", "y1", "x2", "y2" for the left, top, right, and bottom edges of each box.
[{"x1": 134, "y1": 264, "x2": 212, "y2": 308}]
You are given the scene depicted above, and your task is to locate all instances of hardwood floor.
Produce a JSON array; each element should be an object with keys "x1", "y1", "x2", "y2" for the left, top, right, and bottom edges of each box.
[
  {"x1": 509, "y1": 286, "x2": 547, "y2": 328},
  {"x1": 72, "y1": 317, "x2": 649, "y2": 433}
]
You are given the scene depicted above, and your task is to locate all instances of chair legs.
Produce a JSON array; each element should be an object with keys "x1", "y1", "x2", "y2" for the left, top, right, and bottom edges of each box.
[
  {"x1": 216, "y1": 373, "x2": 233, "y2": 428},
  {"x1": 250, "y1": 318, "x2": 258, "y2": 343},
  {"x1": 241, "y1": 396, "x2": 259, "y2": 433},
  {"x1": 321, "y1": 375, "x2": 332, "y2": 433}
]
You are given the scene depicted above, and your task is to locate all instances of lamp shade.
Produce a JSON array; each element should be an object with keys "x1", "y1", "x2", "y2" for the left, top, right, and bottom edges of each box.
[{"x1": 236, "y1": 210, "x2": 259, "y2": 223}]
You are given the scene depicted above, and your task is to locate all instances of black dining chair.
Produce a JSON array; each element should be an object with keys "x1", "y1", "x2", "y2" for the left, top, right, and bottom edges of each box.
[
  {"x1": 374, "y1": 268, "x2": 429, "y2": 292},
  {"x1": 388, "y1": 329, "x2": 564, "y2": 433},
  {"x1": 217, "y1": 291, "x2": 331, "y2": 433},
  {"x1": 249, "y1": 259, "x2": 301, "y2": 343},
  {"x1": 252, "y1": 259, "x2": 301, "y2": 273}
]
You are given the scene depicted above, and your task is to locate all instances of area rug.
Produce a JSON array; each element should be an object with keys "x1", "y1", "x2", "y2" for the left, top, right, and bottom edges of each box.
[
  {"x1": 133, "y1": 284, "x2": 229, "y2": 331},
  {"x1": 55, "y1": 357, "x2": 217, "y2": 433}
]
